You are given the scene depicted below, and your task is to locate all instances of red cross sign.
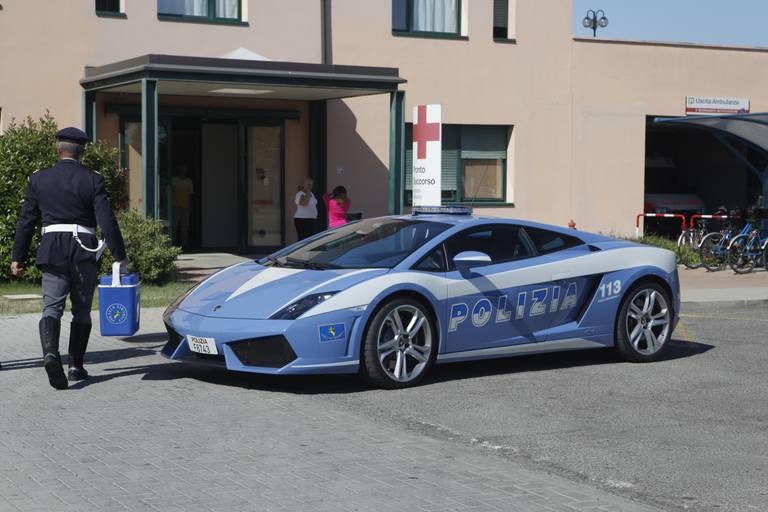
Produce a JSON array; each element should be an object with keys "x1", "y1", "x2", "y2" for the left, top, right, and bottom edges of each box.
[{"x1": 413, "y1": 104, "x2": 440, "y2": 159}]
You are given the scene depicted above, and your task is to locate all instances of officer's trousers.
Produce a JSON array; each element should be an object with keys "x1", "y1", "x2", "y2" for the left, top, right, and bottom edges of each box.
[{"x1": 41, "y1": 261, "x2": 98, "y2": 324}]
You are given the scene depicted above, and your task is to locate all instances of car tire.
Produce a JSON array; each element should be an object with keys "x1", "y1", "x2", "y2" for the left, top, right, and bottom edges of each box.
[
  {"x1": 615, "y1": 281, "x2": 673, "y2": 363},
  {"x1": 360, "y1": 297, "x2": 437, "y2": 389},
  {"x1": 699, "y1": 232, "x2": 725, "y2": 272}
]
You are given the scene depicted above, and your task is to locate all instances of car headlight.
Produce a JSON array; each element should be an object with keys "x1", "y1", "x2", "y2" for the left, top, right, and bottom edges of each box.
[
  {"x1": 271, "y1": 292, "x2": 337, "y2": 320},
  {"x1": 163, "y1": 282, "x2": 201, "y2": 320}
]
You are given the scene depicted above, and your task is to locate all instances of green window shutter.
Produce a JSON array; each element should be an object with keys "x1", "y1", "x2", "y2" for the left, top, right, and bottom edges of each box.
[
  {"x1": 441, "y1": 125, "x2": 458, "y2": 192},
  {"x1": 405, "y1": 124, "x2": 458, "y2": 192},
  {"x1": 405, "y1": 124, "x2": 413, "y2": 190},
  {"x1": 460, "y1": 125, "x2": 507, "y2": 159},
  {"x1": 493, "y1": 0, "x2": 508, "y2": 29}
]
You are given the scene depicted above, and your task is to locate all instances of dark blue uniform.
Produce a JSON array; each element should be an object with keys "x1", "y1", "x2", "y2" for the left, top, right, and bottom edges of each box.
[
  {"x1": 11, "y1": 127, "x2": 127, "y2": 388},
  {"x1": 13, "y1": 159, "x2": 127, "y2": 270}
]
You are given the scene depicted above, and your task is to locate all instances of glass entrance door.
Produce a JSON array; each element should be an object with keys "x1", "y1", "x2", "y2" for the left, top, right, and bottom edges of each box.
[{"x1": 246, "y1": 125, "x2": 283, "y2": 248}]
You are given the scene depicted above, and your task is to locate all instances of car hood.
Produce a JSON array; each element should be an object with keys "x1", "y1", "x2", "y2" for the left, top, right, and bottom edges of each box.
[{"x1": 177, "y1": 262, "x2": 387, "y2": 319}]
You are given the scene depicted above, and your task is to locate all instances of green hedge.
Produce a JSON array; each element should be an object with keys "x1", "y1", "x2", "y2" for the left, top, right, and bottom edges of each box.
[
  {"x1": 99, "y1": 210, "x2": 181, "y2": 284},
  {"x1": 0, "y1": 114, "x2": 179, "y2": 284},
  {"x1": 633, "y1": 234, "x2": 698, "y2": 266}
]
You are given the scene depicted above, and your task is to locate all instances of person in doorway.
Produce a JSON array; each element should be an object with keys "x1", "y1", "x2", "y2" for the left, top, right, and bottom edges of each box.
[
  {"x1": 172, "y1": 164, "x2": 194, "y2": 249},
  {"x1": 323, "y1": 185, "x2": 352, "y2": 229},
  {"x1": 294, "y1": 177, "x2": 317, "y2": 241},
  {"x1": 11, "y1": 127, "x2": 128, "y2": 389}
]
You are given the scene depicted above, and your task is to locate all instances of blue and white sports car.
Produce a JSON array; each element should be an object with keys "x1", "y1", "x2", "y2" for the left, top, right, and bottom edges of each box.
[{"x1": 162, "y1": 206, "x2": 679, "y2": 388}]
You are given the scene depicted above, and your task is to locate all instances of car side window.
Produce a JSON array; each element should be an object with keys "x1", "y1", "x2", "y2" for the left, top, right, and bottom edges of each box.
[
  {"x1": 414, "y1": 244, "x2": 447, "y2": 272},
  {"x1": 523, "y1": 227, "x2": 583, "y2": 255},
  {"x1": 445, "y1": 225, "x2": 535, "y2": 269}
]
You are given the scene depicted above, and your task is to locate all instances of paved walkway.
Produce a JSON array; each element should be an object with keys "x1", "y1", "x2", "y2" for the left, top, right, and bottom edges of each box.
[
  {"x1": 0, "y1": 309, "x2": 661, "y2": 512},
  {"x1": 678, "y1": 266, "x2": 768, "y2": 303}
]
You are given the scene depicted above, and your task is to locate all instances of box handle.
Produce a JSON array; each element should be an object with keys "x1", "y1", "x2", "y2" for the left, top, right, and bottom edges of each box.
[{"x1": 112, "y1": 262, "x2": 122, "y2": 287}]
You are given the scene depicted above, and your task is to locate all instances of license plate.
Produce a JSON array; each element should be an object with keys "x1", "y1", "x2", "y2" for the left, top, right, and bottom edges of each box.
[{"x1": 187, "y1": 335, "x2": 218, "y2": 355}]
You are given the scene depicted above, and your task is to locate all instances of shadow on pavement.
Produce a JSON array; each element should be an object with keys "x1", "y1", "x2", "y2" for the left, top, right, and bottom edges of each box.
[
  {"x1": 84, "y1": 337, "x2": 712, "y2": 395},
  {"x1": 4, "y1": 337, "x2": 714, "y2": 394}
]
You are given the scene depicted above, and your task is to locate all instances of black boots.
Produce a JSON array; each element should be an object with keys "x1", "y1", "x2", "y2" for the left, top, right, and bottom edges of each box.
[
  {"x1": 39, "y1": 317, "x2": 67, "y2": 390},
  {"x1": 68, "y1": 322, "x2": 91, "y2": 381}
]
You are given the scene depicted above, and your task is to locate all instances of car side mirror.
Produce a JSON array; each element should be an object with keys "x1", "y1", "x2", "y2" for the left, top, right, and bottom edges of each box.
[{"x1": 453, "y1": 251, "x2": 492, "y2": 277}]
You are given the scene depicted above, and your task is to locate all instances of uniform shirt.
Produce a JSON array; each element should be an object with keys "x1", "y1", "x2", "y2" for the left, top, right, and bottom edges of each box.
[
  {"x1": 12, "y1": 159, "x2": 127, "y2": 270},
  {"x1": 294, "y1": 190, "x2": 317, "y2": 219}
]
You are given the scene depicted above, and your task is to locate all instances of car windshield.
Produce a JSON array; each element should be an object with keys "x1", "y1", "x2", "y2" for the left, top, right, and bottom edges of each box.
[{"x1": 272, "y1": 218, "x2": 451, "y2": 269}]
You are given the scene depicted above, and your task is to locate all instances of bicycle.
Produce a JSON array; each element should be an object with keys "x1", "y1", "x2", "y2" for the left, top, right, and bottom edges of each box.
[
  {"x1": 728, "y1": 227, "x2": 767, "y2": 274},
  {"x1": 676, "y1": 220, "x2": 707, "y2": 269},
  {"x1": 728, "y1": 205, "x2": 768, "y2": 274},
  {"x1": 699, "y1": 213, "x2": 747, "y2": 272}
]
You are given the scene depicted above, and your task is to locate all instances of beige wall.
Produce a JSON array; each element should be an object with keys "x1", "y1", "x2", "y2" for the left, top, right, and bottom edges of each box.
[
  {"x1": 4, "y1": 0, "x2": 768, "y2": 237},
  {"x1": 0, "y1": 0, "x2": 321, "y2": 130},
  {"x1": 328, "y1": 0, "x2": 768, "y2": 235}
]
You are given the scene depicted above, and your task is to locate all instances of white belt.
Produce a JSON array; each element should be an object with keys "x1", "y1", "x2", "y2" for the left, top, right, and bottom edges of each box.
[
  {"x1": 41, "y1": 224, "x2": 106, "y2": 258},
  {"x1": 42, "y1": 224, "x2": 96, "y2": 235}
]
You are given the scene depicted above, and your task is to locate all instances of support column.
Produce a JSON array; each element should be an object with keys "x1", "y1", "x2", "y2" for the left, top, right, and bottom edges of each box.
[
  {"x1": 141, "y1": 79, "x2": 158, "y2": 218},
  {"x1": 83, "y1": 90, "x2": 96, "y2": 142},
  {"x1": 309, "y1": 100, "x2": 328, "y2": 229},
  {"x1": 388, "y1": 91, "x2": 405, "y2": 215}
]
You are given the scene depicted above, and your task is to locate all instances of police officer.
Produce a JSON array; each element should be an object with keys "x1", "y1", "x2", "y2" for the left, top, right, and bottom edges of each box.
[{"x1": 11, "y1": 127, "x2": 128, "y2": 390}]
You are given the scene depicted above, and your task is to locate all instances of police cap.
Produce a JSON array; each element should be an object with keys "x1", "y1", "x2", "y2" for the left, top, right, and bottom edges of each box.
[{"x1": 56, "y1": 127, "x2": 90, "y2": 145}]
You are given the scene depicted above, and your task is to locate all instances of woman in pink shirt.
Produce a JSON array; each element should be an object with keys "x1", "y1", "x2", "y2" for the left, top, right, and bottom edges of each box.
[{"x1": 322, "y1": 186, "x2": 351, "y2": 229}]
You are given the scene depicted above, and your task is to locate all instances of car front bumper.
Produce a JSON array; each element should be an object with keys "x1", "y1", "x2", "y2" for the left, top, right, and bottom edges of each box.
[{"x1": 161, "y1": 307, "x2": 365, "y2": 375}]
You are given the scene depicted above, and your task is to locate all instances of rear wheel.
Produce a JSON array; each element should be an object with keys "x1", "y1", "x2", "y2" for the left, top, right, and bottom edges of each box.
[
  {"x1": 728, "y1": 234, "x2": 755, "y2": 274},
  {"x1": 677, "y1": 229, "x2": 702, "y2": 269},
  {"x1": 615, "y1": 282, "x2": 673, "y2": 363},
  {"x1": 360, "y1": 298, "x2": 436, "y2": 389},
  {"x1": 763, "y1": 242, "x2": 768, "y2": 272},
  {"x1": 699, "y1": 232, "x2": 725, "y2": 272}
]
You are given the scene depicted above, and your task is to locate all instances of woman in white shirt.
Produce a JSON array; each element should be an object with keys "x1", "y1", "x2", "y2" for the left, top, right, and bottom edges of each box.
[{"x1": 294, "y1": 177, "x2": 318, "y2": 241}]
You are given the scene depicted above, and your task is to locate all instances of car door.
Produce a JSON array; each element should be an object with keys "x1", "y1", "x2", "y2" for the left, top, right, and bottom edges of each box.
[
  {"x1": 521, "y1": 226, "x2": 601, "y2": 341},
  {"x1": 441, "y1": 224, "x2": 554, "y2": 353}
]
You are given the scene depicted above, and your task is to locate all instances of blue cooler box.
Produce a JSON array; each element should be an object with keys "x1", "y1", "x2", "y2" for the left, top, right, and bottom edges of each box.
[{"x1": 98, "y1": 262, "x2": 141, "y2": 336}]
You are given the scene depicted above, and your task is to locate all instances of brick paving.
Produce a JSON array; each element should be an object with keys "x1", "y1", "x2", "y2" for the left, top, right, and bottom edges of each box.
[{"x1": 0, "y1": 309, "x2": 661, "y2": 512}]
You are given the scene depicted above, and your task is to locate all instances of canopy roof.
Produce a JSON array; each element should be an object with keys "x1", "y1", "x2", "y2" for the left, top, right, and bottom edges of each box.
[
  {"x1": 654, "y1": 113, "x2": 768, "y2": 153},
  {"x1": 81, "y1": 54, "x2": 405, "y2": 100}
]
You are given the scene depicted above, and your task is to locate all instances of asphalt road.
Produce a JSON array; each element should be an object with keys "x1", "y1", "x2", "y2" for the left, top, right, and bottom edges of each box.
[{"x1": 275, "y1": 302, "x2": 768, "y2": 511}]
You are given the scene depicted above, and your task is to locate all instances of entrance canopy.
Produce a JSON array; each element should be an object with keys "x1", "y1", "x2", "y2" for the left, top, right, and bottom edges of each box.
[
  {"x1": 655, "y1": 113, "x2": 768, "y2": 207},
  {"x1": 80, "y1": 54, "x2": 408, "y2": 222},
  {"x1": 81, "y1": 54, "x2": 405, "y2": 99}
]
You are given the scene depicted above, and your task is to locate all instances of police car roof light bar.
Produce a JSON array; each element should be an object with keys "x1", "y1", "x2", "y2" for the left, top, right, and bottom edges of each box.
[{"x1": 412, "y1": 205, "x2": 473, "y2": 216}]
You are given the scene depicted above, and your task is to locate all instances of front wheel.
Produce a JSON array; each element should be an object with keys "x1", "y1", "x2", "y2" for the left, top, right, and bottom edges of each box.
[
  {"x1": 360, "y1": 298, "x2": 437, "y2": 389},
  {"x1": 728, "y1": 234, "x2": 755, "y2": 274},
  {"x1": 615, "y1": 282, "x2": 673, "y2": 363},
  {"x1": 699, "y1": 232, "x2": 725, "y2": 272}
]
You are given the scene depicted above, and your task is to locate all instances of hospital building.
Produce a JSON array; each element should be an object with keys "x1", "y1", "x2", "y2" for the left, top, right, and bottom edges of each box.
[{"x1": 1, "y1": 0, "x2": 767, "y2": 252}]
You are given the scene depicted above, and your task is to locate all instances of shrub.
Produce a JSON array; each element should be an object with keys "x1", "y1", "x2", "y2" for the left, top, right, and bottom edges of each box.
[
  {"x1": 99, "y1": 210, "x2": 181, "y2": 285},
  {"x1": 633, "y1": 234, "x2": 698, "y2": 266},
  {"x1": 0, "y1": 114, "x2": 128, "y2": 282}
]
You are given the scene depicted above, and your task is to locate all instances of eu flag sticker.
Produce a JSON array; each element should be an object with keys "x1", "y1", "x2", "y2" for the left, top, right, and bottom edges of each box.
[{"x1": 318, "y1": 323, "x2": 346, "y2": 342}]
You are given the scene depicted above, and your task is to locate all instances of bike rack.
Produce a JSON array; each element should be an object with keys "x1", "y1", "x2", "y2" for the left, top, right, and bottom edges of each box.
[
  {"x1": 689, "y1": 214, "x2": 740, "y2": 229},
  {"x1": 635, "y1": 213, "x2": 687, "y2": 238}
]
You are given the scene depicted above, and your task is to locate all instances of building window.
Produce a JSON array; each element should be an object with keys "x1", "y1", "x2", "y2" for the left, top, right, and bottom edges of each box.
[
  {"x1": 96, "y1": 0, "x2": 125, "y2": 17},
  {"x1": 405, "y1": 125, "x2": 509, "y2": 204},
  {"x1": 493, "y1": 0, "x2": 515, "y2": 40},
  {"x1": 158, "y1": 0, "x2": 241, "y2": 22},
  {"x1": 393, "y1": 0, "x2": 461, "y2": 36}
]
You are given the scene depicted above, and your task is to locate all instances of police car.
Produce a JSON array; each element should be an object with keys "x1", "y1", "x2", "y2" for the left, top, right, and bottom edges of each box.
[{"x1": 162, "y1": 206, "x2": 680, "y2": 388}]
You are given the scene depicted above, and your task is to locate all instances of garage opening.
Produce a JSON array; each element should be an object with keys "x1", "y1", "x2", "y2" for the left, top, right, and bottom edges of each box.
[{"x1": 644, "y1": 115, "x2": 764, "y2": 236}]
